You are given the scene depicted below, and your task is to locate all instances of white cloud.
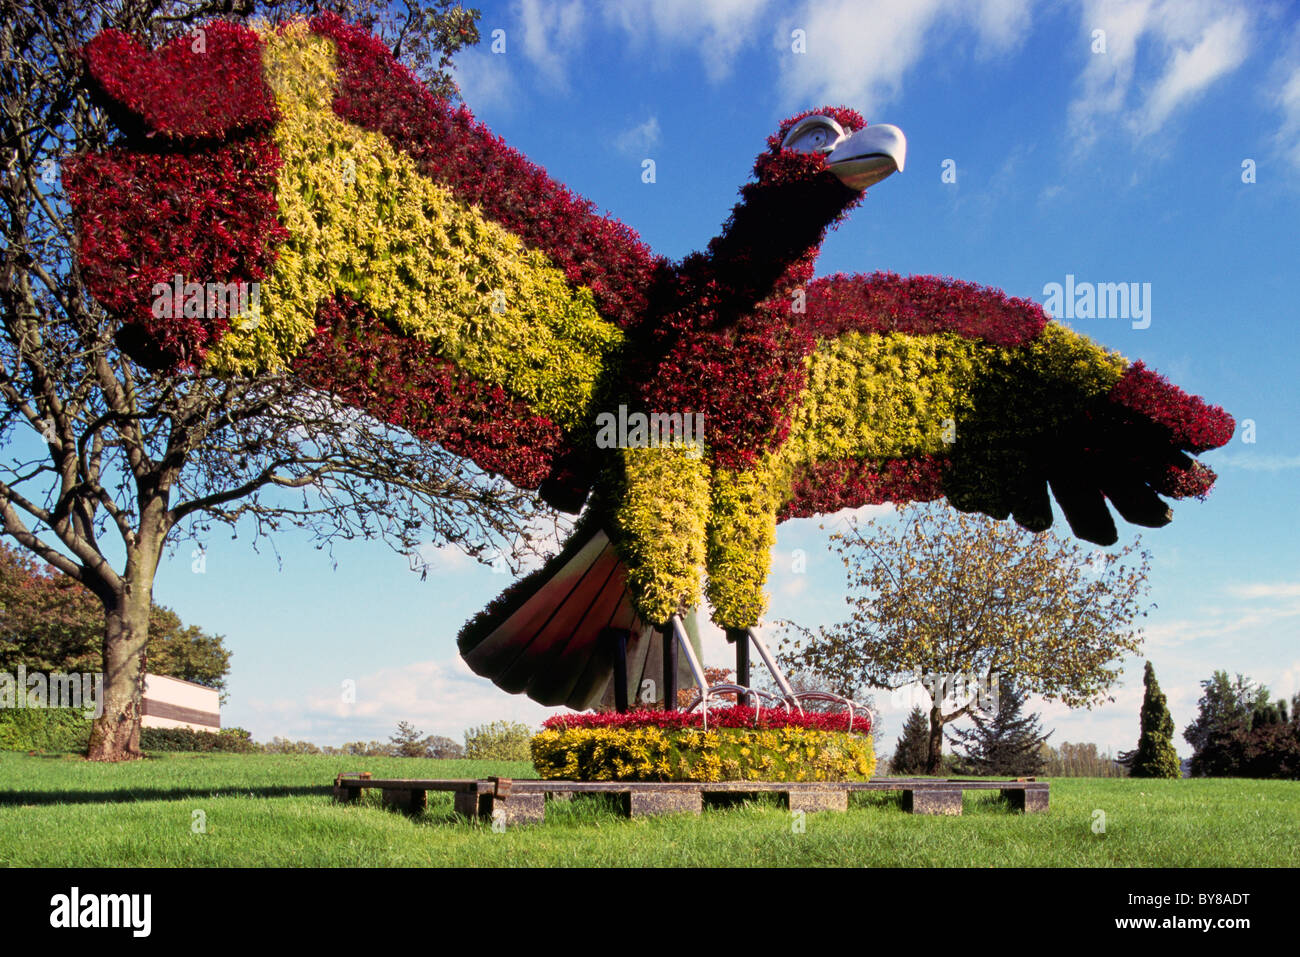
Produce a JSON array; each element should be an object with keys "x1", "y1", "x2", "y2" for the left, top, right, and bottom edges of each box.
[
  {"x1": 1144, "y1": 579, "x2": 1300, "y2": 648},
  {"x1": 450, "y1": 48, "x2": 516, "y2": 115},
  {"x1": 1213, "y1": 453, "x2": 1300, "y2": 471},
  {"x1": 1225, "y1": 582, "x2": 1300, "y2": 600},
  {"x1": 513, "y1": 0, "x2": 587, "y2": 92},
  {"x1": 603, "y1": 0, "x2": 776, "y2": 82},
  {"x1": 775, "y1": 0, "x2": 1037, "y2": 115},
  {"x1": 1069, "y1": 0, "x2": 1252, "y2": 151},
  {"x1": 613, "y1": 115, "x2": 662, "y2": 156},
  {"x1": 245, "y1": 656, "x2": 564, "y2": 745},
  {"x1": 1274, "y1": 52, "x2": 1300, "y2": 171}
]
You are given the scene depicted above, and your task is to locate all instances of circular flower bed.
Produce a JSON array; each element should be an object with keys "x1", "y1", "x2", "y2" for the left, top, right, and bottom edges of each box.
[{"x1": 531, "y1": 707, "x2": 876, "y2": 783}]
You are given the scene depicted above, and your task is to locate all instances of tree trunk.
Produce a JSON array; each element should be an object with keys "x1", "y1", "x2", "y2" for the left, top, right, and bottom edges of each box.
[
  {"x1": 86, "y1": 542, "x2": 161, "y2": 761},
  {"x1": 927, "y1": 705, "x2": 945, "y2": 774}
]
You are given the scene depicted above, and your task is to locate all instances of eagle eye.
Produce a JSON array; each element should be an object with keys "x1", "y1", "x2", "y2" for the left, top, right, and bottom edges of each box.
[{"x1": 781, "y1": 115, "x2": 847, "y2": 155}]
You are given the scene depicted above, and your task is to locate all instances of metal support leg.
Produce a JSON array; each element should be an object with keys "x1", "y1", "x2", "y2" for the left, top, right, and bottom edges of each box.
[
  {"x1": 609, "y1": 627, "x2": 630, "y2": 713},
  {"x1": 670, "y1": 615, "x2": 709, "y2": 708},
  {"x1": 661, "y1": 622, "x2": 677, "y2": 710},
  {"x1": 726, "y1": 628, "x2": 750, "y2": 706},
  {"x1": 748, "y1": 627, "x2": 796, "y2": 700}
]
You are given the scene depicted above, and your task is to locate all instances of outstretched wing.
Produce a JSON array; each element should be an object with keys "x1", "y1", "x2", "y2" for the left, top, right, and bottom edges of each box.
[
  {"x1": 67, "y1": 16, "x2": 664, "y2": 505},
  {"x1": 774, "y1": 272, "x2": 1234, "y2": 545}
]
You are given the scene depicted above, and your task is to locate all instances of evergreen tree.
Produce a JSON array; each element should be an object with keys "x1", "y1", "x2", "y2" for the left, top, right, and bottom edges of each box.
[
  {"x1": 890, "y1": 706, "x2": 931, "y2": 774},
  {"x1": 1184, "y1": 671, "x2": 1270, "y2": 777},
  {"x1": 1127, "y1": 661, "x2": 1181, "y2": 778},
  {"x1": 947, "y1": 678, "x2": 1052, "y2": 776},
  {"x1": 389, "y1": 721, "x2": 427, "y2": 758}
]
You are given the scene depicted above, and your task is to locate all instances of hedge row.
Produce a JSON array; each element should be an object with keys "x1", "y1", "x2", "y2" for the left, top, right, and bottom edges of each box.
[{"x1": 0, "y1": 709, "x2": 255, "y2": 753}]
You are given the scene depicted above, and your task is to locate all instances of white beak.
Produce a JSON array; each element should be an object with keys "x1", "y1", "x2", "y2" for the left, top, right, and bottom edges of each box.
[{"x1": 826, "y1": 123, "x2": 907, "y2": 190}]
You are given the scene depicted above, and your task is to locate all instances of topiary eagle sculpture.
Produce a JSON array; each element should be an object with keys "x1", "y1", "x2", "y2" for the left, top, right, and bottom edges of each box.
[{"x1": 66, "y1": 16, "x2": 1234, "y2": 710}]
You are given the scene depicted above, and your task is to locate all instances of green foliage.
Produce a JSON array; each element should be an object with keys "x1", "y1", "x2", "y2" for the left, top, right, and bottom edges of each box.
[
  {"x1": 1183, "y1": 671, "x2": 1300, "y2": 779},
  {"x1": 348, "y1": 0, "x2": 482, "y2": 103},
  {"x1": 139, "y1": 726, "x2": 259, "y2": 753},
  {"x1": 890, "y1": 706, "x2": 930, "y2": 774},
  {"x1": 1127, "y1": 661, "x2": 1181, "y2": 778},
  {"x1": 948, "y1": 678, "x2": 1052, "y2": 776},
  {"x1": 387, "y1": 721, "x2": 462, "y2": 758},
  {"x1": 1184, "y1": 671, "x2": 1270, "y2": 777},
  {"x1": 261, "y1": 736, "x2": 323, "y2": 755},
  {"x1": 463, "y1": 720, "x2": 534, "y2": 761},
  {"x1": 143, "y1": 608, "x2": 232, "y2": 701},
  {"x1": 389, "y1": 720, "x2": 426, "y2": 758},
  {"x1": 782, "y1": 502, "x2": 1150, "y2": 772},
  {"x1": 0, "y1": 541, "x2": 231, "y2": 696},
  {"x1": 0, "y1": 707, "x2": 91, "y2": 752},
  {"x1": 1040, "y1": 741, "x2": 1128, "y2": 777}
]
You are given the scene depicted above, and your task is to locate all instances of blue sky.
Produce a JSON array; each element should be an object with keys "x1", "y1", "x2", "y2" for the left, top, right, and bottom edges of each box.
[{"x1": 139, "y1": 0, "x2": 1300, "y2": 756}]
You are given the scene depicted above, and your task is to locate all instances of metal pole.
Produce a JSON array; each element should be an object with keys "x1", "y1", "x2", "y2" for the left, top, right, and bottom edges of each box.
[
  {"x1": 671, "y1": 614, "x2": 709, "y2": 703},
  {"x1": 748, "y1": 627, "x2": 795, "y2": 700}
]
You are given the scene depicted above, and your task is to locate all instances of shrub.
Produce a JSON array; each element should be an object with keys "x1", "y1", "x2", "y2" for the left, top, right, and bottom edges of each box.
[
  {"x1": 463, "y1": 720, "x2": 534, "y2": 761},
  {"x1": 260, "y1": 736, "x2": 322, "y2": 754},
  {"x1": 139, "y1": 726, "x2": 259, "y2": 753},
  {"x1": 0, "y1": 708, "x2": 92, "y2": 752}
]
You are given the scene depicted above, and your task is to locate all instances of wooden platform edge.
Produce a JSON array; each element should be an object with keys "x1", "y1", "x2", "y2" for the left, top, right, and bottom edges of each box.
[{"x1": 330, "y1": 775, "x2": 1050, "y2": 826}]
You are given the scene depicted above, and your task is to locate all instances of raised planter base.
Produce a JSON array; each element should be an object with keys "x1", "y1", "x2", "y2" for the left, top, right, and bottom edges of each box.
[{"x1": 333, "y1": 774, "x2": 1050, "y2": 828}]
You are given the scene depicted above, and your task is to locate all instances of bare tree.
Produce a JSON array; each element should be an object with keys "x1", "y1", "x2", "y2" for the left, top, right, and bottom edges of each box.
[{"x1": 0, "y1": 0, "x2": 548, "y2": 761}]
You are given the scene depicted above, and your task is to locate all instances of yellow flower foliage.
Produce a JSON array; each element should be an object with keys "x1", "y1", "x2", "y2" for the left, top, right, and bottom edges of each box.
[
  {"x1": 531, "y1": 725, "x2": 876, "y2": 782},
  {"x1": 701, "y1": 325, "x2": 1127, "y2": 629},
  {"x1": 209, "y1": 23, "x2": 622, "y2": 431},
  {"x1": 706, "y1": 464, "x2": 781, "y2": 627},
  {"x1": 613, "y1": 445, "x2": 711, "y2": 623}
]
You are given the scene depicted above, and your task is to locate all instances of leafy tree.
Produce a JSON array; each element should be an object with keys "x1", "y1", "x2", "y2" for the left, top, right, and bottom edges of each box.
[
  {"x1": 1183, "y1": 674, "x2": 1300, "y2": 780},
  {"x1": 890, "y1": 706, "x2": 930, "y2": 774},
  {"x1": 947, "y1": 677, "x2": 1052, "y2": 776},
  {"x1": 1183, "y1": 671, "x2": 1270, "y2": 777},
  {"x1": 422, "y1": 734, "x2": 463, "y2": 759},
  {"x1": 1124, "y1": 660, "x2": 1180, "y2": 778},
  {"x1": 334, "y1": 740, "x2": 390, "y2": 756},
  {"x1": 1041, "y1": 741, "x2": 1127, "y2": 777},
  {"x1": 0, "y1": 540, "x2": 230, "y2": 695},
  {"x1": 1236, "y1": 698, "x2": 1300, "y2": 780},
  {"x1": 261, "y1": 736, "x2": 321, "y2": 754},
  {"x1": 463, "y1": 720, "x2": 533, "y2": 761},
  {"x1": 0, "y1": 0, "x2": 554, "y2": 761},
  {"x1": 780, "y1": 502, "x2": 1151, "y2": 772}
]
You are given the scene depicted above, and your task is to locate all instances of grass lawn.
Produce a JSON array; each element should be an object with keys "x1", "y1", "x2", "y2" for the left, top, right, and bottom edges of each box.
[{"x1": 0, "y1": 751, "x2": 1296, "y2": 867}]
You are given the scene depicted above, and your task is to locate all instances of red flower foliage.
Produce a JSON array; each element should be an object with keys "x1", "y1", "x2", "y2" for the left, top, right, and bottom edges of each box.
[
  {"x1": 1107, "y1": 361, "x2": 1235, "y2": 453},
  {"x1": 625, "y1": 116, "x2": 867, "y2": 469},
  {"x1": 82, "y1": 22, "x2": 276, "y2": 139},
  {"x1": 1154, "y1": 461, "x2": 1218, "y2": 500},
  {"x1": 805, "y1": 272, "x2": 1050, "y2": 346},
  {"x1": 780, "y1": 454, "x2": 948, "y2": 520},
  {"x1": 310, "y1": 13, "x2": 663, "y2": 330},
  {"x1": 543, "y1": 705, "x2": 872, "y2": 736},
  {"x1": 294, "y1": 297, "x2": 567, "y2": 488},
  {"x1": 63, "y1": 137, "x2": 287, "y2": 369}
]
